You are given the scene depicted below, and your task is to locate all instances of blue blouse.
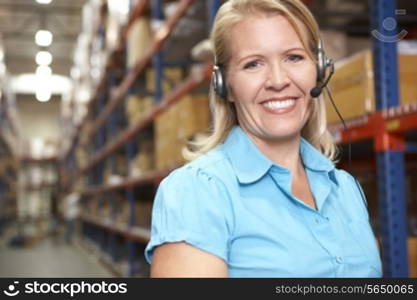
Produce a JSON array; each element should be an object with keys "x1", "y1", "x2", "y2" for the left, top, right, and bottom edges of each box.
[{"x1": 145, "y1": 126, "x2": 382, "y2": 277}]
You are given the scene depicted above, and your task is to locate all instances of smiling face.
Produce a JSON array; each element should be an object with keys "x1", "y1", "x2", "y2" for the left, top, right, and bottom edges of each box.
[{"x1": 226, "y1": 14, "x2": 317, "y2": 143}]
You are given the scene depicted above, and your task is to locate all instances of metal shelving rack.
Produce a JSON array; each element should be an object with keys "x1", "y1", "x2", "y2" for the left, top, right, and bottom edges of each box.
[
  {"x1": 61, "y1": 0, "x2": 415, "y2": 277},
  {"x1": 0, "y1": 48, "x2": 20, "y2": 235},
  {"x1": 61, "y1": 0, "x2": 220, "y2": 277},
  {"x1": 0, "y1": 138, "x2": 18, "y2": 232},
  {"x1": 327, "y1": 0, "x2": 412, "y2": 278}
]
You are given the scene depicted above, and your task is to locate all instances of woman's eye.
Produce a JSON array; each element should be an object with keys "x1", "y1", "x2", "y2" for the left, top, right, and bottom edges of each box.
[
  {"x1": 287, "y1": 54, "x2": 304, "y2": 62},
  {"x1": 243, "y1": 61, "x2": 260, "y2": 69}
]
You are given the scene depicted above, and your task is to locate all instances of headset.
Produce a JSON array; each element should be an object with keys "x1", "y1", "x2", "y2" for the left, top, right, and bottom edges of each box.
[{"x1": 212, "y1": 40, "x2": 334, "y2": 99}]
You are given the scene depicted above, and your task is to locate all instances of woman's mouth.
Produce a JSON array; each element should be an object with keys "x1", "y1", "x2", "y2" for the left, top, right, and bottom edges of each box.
[{"x1": 260, "y1": 97, "x2": 298, "y2": 114}]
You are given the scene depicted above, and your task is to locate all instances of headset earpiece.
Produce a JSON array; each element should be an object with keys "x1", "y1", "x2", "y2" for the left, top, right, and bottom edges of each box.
[
  {"x1": 316, "y1": 42, "x2": 327, "y2": 83},
  {"x1": 310, "y1": 41, "x2": 334, "y2": 98},
  {"x1": 212, "y1": 65, "x2": 227, "y2": 99}
]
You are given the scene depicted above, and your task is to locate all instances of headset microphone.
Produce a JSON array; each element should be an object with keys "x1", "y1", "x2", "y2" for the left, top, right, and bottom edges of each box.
[
  {"x1": 310, "y1": 86, "x2": 323, "y2": 98},
  {"x1": 310, "y1": 58, "x2": 334, "y2": 98}
]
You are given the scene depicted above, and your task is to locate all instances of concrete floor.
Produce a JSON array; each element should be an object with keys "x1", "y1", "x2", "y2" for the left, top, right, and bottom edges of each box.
[{"x1": 0, "y1": 225, "x2": 112, "y2": 278}]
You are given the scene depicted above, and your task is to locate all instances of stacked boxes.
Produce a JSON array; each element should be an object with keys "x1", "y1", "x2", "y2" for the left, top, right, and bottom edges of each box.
[
  {"x1": 114, "y1": 199, "x2": 153, "y2": 229},
  {"x1": 100, "y1": 200, "x2": 112, "y2": 220},
  {"x1": 115, "y1": 198, "x2": 129, "y2": 227},
  {"x1": 127, "y1": 18, "x2": 152, "y2": 68},
  {"x1": 155, "y1": 94, "x2": 210, "y2": 170},
  {"x1": 115, "y1": 154, "x2": 128, "y2": 177},
  {"x1": 84, "y1": 197, "x2": 99, "y2": 217},
  {"x1": 146, "y1": 67, "x2": 184, "y2": 94},
  {"x1": 326, "y1": 50, "x2": 417, "y2": 124},
  {"x1": 135, "y1": 200, "x2": 153, "y2": 228},
  {"x1": 130, "y1": 139, "x2": 154, "y2": 177},
  {"x1": 125, "y1": 95, "x2": 154, "y2": 126},
  {"x1": 75, "y1": 148, "x2": 88, "y2": 170}
]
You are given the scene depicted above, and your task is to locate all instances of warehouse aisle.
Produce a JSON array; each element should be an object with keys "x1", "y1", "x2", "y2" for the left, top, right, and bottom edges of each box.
[{"x1": 0, "y1": 230, "x2": 112, "y2": 277}]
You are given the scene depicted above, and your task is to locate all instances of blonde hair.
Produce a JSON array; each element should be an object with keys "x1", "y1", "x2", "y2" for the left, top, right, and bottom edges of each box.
[{"x1": 184, "y1": 0, "x2": 339, "y2": 162}]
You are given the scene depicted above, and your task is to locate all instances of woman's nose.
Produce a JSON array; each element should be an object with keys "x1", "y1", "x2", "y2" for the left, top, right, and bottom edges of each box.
[{"x1": 264, "y1": 63, "x2": 290, "y2": 90}]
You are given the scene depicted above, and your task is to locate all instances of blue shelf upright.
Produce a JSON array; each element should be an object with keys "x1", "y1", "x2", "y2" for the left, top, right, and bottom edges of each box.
[
  {"x1": 209, "y1": 0, "x2": 221, "y2": 28},
  {"x1": 370, "y1": 0, "x2": 408, "y2": 277}
]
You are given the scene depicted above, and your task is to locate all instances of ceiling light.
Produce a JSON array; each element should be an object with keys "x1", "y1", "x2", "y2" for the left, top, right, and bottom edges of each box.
[
  {"x1": 36, "y1": 65, "x2": 52, "y2": 77},
  {"x1": 36, "y1": 88, "x2": 51, "y2": 102},
  {"x1": 35, "y1": 30, "x2": 53, "y2": 47},
  {"x1": 70, "y1": 67, "x2": 80, "y2": 80},
  {"x1": 36, "y1": 0, "x2": 53, "y2": 4},
  {"x1": 36, "y1": 51, "x2": 53, "y2": 66}
]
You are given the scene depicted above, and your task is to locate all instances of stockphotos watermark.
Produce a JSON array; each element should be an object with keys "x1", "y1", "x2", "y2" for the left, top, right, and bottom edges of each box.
[
  {"x1": 2, "y1": 280, "x2": 127, "y2": 298},
  {"x1": 371, "y1": 9, "x2": 408, "y2": 42}
]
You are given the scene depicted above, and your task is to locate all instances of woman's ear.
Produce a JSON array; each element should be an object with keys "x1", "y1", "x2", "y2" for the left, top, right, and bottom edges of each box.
[{"x1": 226, "y1": 84, "x2": 234, "y2": 102}]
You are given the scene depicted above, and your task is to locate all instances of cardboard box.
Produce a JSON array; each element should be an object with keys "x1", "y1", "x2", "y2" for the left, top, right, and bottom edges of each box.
[
  {"x1": 321, "y1": 30, "x2": 348, "y2": 62},
  {"x1": 146, "y1": 67, "x2": 184, "y2": 94},
  {"x1": 154, "y1": 94, "x2": 210, "y2": 170},
  {"x1": 76, "y1": 148, "x2": 88, "y2": 169},
  {"x1": 176, "y1": 95, "x2": 211, "y2": 139},
  {"x1": 116, "y1": 154, "x2": 127, "y2": 176},
  {"x1": 100, "y1": 200, "x2": 112, "y2": 219},
  {"x1": 154, "y1": 97, "x2": 182, "y2": 170},
  {"x1": 85, "y1": 199, "x2": 99, "y2": 216},
  {"x1": 409, "y1": 237, "x2": 417, "y2": 278},
  {"x1": 125, "y1": 95, "x2": 154, "y2": 126},
  {"x1": 125, "y1": 95, "x2": 143, "y2": 125},
  {"x1": 135, "y1": 200, "x2": 153, "y2": 228},
  {"x1": 130, "y1": 139, "x2": 155, "y2": 177},
  {"x1": 131, "y1": 151, "x2": 154, "y2": 176},
  {"x1": 127, "y1": 18, "x2": 152, "y2": 68},
  {"x1": 326, "y1": 50, "x2": 417, "y2": 124},
  {"x1": 115, "y1": 201, "x2": 129, "y2": 227}
]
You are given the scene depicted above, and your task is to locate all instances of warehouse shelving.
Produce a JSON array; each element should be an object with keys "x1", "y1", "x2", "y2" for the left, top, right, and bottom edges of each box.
[
  {"x1": 60, "y1": 0, "x2": 149, "y2": 179},
  {"x1": 20, "y1": 155, "x2": 59, "y2": 196},
  {"x1": 17, "y1": 157, "x2": 60, "y2": 241},
  {"x1": 325, "y1": 0, "x2": 414, "y2": 277},
  {"x1": 0, "y1": 138, "x2": 18, "y2": 229},
  {"x1": 60, "y1": 0, "x2": 218, "y2": 277},
  {"x1": 0, "y1": 50, "x2": 20, "y2": 235},
  {"x1": 328, "y1": 103, "x2": 417, "y2": 145},
  {"x1": 78, "y1": 64, "x2": 211, "y2": 178},
  {"x1": 61, "y1": 0, "x2": 415, "y2": 277},
  {"x1": 82, "y1": 166, "x2": 176, "y2": 196}
]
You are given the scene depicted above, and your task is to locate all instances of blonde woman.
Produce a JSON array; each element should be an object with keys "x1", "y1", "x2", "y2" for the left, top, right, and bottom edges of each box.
[{"x1": 145, "y1": 0, "x2": 382, "y2": 277}]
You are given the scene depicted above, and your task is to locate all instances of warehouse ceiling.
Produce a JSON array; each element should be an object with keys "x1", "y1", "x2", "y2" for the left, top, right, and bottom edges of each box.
[
  {"x1": 0, "y1": 0, "x2": 416, "y2": 89},
  {"x1": 0, "y1": 0, "x2": 86, "y2": 77}
]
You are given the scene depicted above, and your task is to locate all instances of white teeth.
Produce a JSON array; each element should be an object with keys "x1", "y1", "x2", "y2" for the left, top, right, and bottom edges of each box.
[{"x1": 262, "y1": 99, "x2": 295, "y2": 110}]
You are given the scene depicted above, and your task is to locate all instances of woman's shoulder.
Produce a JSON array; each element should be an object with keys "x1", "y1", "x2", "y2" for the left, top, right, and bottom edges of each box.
[
  {"x1": 330, "y1": 168, "x2": 363, "y2": 192},
  {"x1": 161, "y1": 146, "x2": 235, "y2": 188},
  {"x1": 332, "y1": 168, "x2": 358, "y2": 183}
]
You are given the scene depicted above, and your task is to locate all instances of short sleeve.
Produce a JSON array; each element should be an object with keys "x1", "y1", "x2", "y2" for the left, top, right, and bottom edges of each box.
[{"x1": 144, "y1": 165, "x2": 233, "y2": 264}]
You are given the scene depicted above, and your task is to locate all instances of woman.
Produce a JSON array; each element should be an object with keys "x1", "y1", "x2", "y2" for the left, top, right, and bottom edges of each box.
[{"x1": 144, "y1": 0, "x2": 382, "y2": 277}]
